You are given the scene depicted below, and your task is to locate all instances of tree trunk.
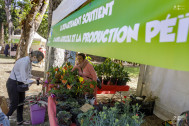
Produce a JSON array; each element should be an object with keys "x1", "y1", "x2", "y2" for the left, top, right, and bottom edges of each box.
[
  {"x1": 16, "y1": 0, "x2": 49, "y2": 60},
  {"x1": 0, "y1": 23, "x2": 4, "y2": 53},
  {"x1": 44, "y1": 0, "x2": 65, "y2": 79},
  {"x1": 4, "y1": 0, "x2": 14, "y2": 43}
]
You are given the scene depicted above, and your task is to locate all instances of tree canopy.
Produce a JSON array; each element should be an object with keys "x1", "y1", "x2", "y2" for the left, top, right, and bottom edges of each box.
[{"x1": 1, "y1": 0, "x2": 48, "y2": 41}]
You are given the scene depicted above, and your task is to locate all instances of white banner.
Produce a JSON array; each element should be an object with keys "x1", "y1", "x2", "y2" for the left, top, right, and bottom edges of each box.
[{"x1": 52, "y1": 0, "x2": 87, "y2": 26}]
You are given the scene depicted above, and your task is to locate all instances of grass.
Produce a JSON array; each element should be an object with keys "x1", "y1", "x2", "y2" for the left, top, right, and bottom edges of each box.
[
  {"x1": 124, "y1": 66, "x2": 140, "y2": 78},
  {"x1": 0, "y1": 54, "x2": 15, "y2": 59}
]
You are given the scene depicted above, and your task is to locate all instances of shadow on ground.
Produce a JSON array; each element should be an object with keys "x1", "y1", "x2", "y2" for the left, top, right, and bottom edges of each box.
[
  {"x1": 0, "y1": 62, "x2": 14, "y2": 64},
  {"x1": 31, "y1": 70, "x2": 44, "y2": 79}
]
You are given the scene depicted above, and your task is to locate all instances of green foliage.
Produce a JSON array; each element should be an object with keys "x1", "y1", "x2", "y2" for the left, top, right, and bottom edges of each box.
[
  {"x1": 37, "y1": 10, "x2": 48, "y2": 39},
  {"x1": 78, "y1": 100, "x2": 144, "y2": 126},
  {"x1": 25, "y1": 93, "x2": 48, "y2": 107},
  {"x1": 94, "y1": 58, "x2": 130, "y2": 85},
  {"x1": 57, "y1": 111, "x2": 72, "y2": 126},
  {"x1": 17, "y1": 0, "x2": 32, "y2": 21},
  {"x1": 0, "y1": 0, "x2": 6, "y2": 23},
  {"x1": 47, "y1": 62, "x2": 97, "y2": 97},
  {"x1": 124, "y1": 66, "x2": 139, "y2": 78}
]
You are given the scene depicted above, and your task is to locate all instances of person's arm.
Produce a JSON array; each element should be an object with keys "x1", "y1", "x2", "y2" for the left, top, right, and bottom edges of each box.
[{"x1": 88, "y1": 64, "x2": 97, "y2": 81}]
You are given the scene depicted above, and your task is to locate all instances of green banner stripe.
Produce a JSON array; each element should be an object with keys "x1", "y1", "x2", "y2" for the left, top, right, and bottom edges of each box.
[{"x1": 48, "y1": 0, "x2": 189, "y2": 71}]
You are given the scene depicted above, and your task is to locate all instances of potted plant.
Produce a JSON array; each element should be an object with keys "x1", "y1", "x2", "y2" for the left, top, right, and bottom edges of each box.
[
  {"x1": 57, "y1": 111, "x2": 72, "y2": 126},
  {"x1": 94, "y1": 59, "x2": 130, "y2": 86},
  {"x1": 129, "y1": 93, "x2": 157, "y2": 116},
  {"x1": 25, "y1": 94, "x2": 48, "y2": 125},
  {"x1": 78, "y1": 100, "x2": 144, "y2": 126},
  {"x1": 70, "y1": 108, "x2": 83, "y2": 125}
]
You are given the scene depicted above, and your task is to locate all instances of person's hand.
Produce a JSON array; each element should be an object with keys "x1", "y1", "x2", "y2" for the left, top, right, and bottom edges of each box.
[
  {"x1": 36, "y1": 80, "x2": 44, "y2": 85},
  {"x1": 33, "y1": 76, "x2": 40, "y2": 80},
  {"x1": 39, "y1": 80, "x2": 44, "y2": 84}
]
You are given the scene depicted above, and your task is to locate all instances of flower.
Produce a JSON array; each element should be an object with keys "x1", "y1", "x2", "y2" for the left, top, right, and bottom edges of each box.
[
  {"x1": 62, "y1": 68, "x2": 66, "y2": 73},
  {"x1": 61, "y1": 75, "x2": 64, "y2": 79},
  {"x1": 81, "y1": 80, "x2": 85, "y2": 84},
  {"x1": 63, "y1": 66, "x2": 67, "y2": 70},
  {"x1": 124, "y1": 96, "x2": 127, "y2": 99},
  {"x1": 79, "y1": 77, "x2": 84, "y2": 83},
  {"x1": 62, "y1": 80, "x2": 67, "y2": 84},
  {"x1": 44, "y1": 80, "x2": 49, "y2": 84},
  {"x1": 136, "y1": 114, "x2": 138, "y2": 116},
  {"x1": 67, "y1": 84, "x2": 72, "y2": 90},
  {"x1": 55, "y1": 68, "x2": 59, "y2": 71},
  {"x1": 51, "y1": 94, "x2": 56, "y2": 98},
  {"x1": 90, "y1": 84, "x2": 94, "y2": 89}
]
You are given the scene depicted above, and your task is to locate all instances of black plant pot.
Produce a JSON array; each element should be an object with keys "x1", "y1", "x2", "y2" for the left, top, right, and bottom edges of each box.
[
  {"x1": 110, "y1": 77, "x2": 117, "y2": 85},
  {"x1": 103, "y1": 79, "x2": 109, "y2": 85},
  {"x1": 75, "y1": 118, "x2": 80, "y2": 126},
  {"x1": 115, "y1": 102, "x2": 125, "y2": 114},
  {"x1": 62, "y1": 105, "x2": 71, "y2": 111},
  {"x1": 140, "y1": 101, "x2": 155, "y2": 116},
  {"x1": 93, "y1": 103, "x2": 104, "y2": 112},
  {"x1": 76, "y1": 95, "x2": 86, "y2": 106},
  {"x1": 71, "y1": 114, "x2": 77, "y2": 123},
  {"x1": 70, "y1": 109, "x2": 82, "y2": 126},
  {"x1": 98, "y1": 77, "x2": 102, "y2": 82},
  {"x1": 58, "y1": 116, "x2": 72, "y2": 126},
  {"x1": 117, "y1": 79, "x2": 127, "y2": 86},
  {"x1": 59, "y1": 120, "x2": 71, "y2": 126}
]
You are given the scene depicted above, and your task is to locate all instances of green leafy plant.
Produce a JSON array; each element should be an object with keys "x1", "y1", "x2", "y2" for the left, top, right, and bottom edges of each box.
[
  {"x1": 57, "y1": 111, "x2": 72, "y2": 126},
  {"x1": 70, "y1": 108, "x2": 83, "y2": 125},
  {"x1": 78, "y1": 100, "x2": 144, "y2": 126},
  {"x1": 94, "y1": 59, "x2": 130, "y2": 85},
  {"x1": 24, "y1": 93, "x2": 48, "y2": 107}
]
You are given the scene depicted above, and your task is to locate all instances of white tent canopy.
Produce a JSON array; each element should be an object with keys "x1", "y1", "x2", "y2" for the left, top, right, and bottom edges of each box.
[{"x1": 10, "y1": 32, "x2": 47, "y2": 43}]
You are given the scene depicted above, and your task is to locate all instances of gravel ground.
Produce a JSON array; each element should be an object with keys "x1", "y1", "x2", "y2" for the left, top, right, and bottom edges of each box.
[{"x1": 0, "y1": 55, "x2": 163, "y2": 126}]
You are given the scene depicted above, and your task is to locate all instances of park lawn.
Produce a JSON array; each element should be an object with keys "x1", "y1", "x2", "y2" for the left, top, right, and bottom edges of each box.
[{"x1": 124, "y1": 66, "x2": 140, "y2": 78}]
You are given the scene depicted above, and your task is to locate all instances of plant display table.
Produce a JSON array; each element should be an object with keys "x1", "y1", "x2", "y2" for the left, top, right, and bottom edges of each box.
[
  {"x1": 96, "y1": 85, "x2": 130, "y2": 101},
  {"x1": 97, "y1": 85, "x2": 130, "y2": 94}
]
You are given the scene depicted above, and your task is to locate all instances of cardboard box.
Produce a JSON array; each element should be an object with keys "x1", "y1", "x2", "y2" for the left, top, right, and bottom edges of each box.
[{"x1": 0, "y1": 96, "x2": 9, "y2": 114}]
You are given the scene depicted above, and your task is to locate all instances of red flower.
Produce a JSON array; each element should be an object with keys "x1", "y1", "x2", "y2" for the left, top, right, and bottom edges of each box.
[
  {"x1": 63, "y1": 66, "x2": 67, "y2": 70},
  {"x1": 136, "y1": 114, "x2": 138, "y2": 116},
  {"x1": 124, "y1": 96, "x2": 127, "y2": 99}
]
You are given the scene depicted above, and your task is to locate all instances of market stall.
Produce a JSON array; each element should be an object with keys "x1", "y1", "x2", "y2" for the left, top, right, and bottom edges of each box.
[
  {"x1": 46, "y1": 0, "x2": 189, "y2": 125},
  {"x1": 10, "y1": 32, "x2": 47, "y2": 56}
]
